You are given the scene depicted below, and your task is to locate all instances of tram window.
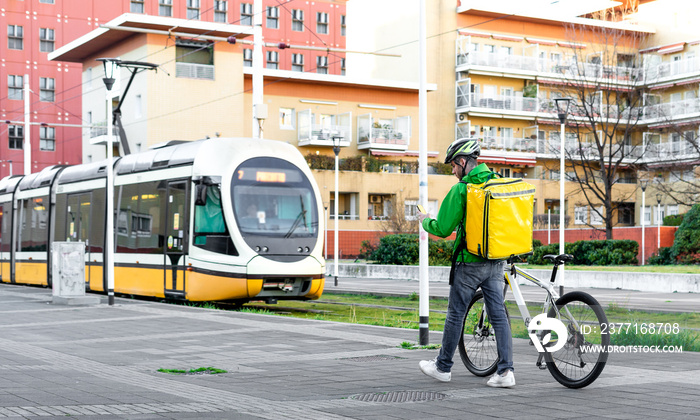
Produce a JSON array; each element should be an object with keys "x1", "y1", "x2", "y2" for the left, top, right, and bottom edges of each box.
[
  {"x1": 90, "y1": 188, "x2": 106, "y2": 253},
  {"x1": 194, "y1": 184, "x2": 237, "y2": 255},
  {"x1": 117, "y1": 182, "x2": 164, "y2": 254},
  {"x1": 0, "y1": 203, "x2": 9, "y2": 253},
  {"x1": 19, "y1": 197, "x2": 49, "y2": 252}
]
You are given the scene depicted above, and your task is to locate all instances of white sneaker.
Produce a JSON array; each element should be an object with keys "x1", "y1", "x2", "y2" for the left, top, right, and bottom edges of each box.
[
  {"x1": 419, "y1": 359, "x2": 451, "y2": 382},
  {"x1": 487, "y1": 370, "x2": 515, "y2": 388}
]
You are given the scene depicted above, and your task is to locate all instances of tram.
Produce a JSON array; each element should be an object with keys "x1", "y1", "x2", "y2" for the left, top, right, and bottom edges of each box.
[{"x1": 0, "y1": 138, "x2": 325, "y2": 303}]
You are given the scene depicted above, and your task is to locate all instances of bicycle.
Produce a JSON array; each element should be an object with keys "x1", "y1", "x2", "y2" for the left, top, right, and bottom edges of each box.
[{"x1": 458, "y1": 254, "x2": 610, "y2": 389}]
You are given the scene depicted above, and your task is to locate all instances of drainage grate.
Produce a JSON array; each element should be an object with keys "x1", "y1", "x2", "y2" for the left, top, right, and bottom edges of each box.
[
  {"x1": 351, "y1": 391, "x2": 446, "y2": 403},
  {"x1": 339, "y1": 355, "x2": 407, "y2": 362}
]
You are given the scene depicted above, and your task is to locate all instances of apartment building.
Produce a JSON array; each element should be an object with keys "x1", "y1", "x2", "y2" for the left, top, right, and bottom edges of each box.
[{"x1": 1, "y1": 0, "x2": 346, "y2": 179}]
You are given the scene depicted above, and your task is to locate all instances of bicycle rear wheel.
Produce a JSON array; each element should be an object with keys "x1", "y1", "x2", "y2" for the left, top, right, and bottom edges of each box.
[
  {"x1": 458, "y1": 290, "x2": 510, "y2": 377},
  {"x1": 544, "y1": 291, "x2": 610, "y2": 388}
]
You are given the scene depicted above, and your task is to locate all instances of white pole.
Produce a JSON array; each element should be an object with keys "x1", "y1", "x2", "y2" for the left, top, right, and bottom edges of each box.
[
  {"x1": 334, "y1": 153, "x2": 339, "y2": 279},
  {"x1": 548, "y1": 209, "x2": 551, "y2": 244},
  {"x1": 418, "y1": 0, "x2": 429, "y2": 345},
  {"x1": 106, "y1": 90, "x2": 115, "y2": 306},
  {"x1": 252, "y1": 0, "x2": 263, "y2": 138},
  {"x1": 641, "y1": 191, "x2": 645, "y2": 265},
  {"x1": 657, "y1": 202, "x2": 661, "y2": 250},
  {"x1": 24, "y1": 75, "x2": 31, "y2": 175},
  {"x1": 559, "y1": 122, "x2": 565, "y2": 288}
]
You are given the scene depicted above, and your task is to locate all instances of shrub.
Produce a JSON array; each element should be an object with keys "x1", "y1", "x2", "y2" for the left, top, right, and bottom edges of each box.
[
  {"x1": 373, "y1": 234, "x2": 419, "y2": 265},
  {"x1": 648, "y1": 247, "x2": 674, "y2": 265},
  {"x1": 663, "y1": 213, "x2": 684, "y2": 227},
  {"x1": 533, "y1": 239, "x2": 543, "y2": 249},
  {"x1": 358, "y1": 239, "x2": 378, "y2": 260},
  {"x1": 670, "y1": 204, "x2": 700, "y2": 264},
  {"x1": 429, "y1": 239, "x2": 454, "y2": 266},
  {"x1": 528, "y1": 240, "x2": 637, "y2": 265}
]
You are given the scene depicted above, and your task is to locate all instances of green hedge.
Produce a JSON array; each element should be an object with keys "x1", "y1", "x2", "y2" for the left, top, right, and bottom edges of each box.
[
  {"x1": 670, "y1": 204, "x2": 700, "y2": 264},
  {"x1": 363, "y1": 234, "x2": 455, "y2": 266},
  {"x1": 527, "y1": 240, "x2": 638, "y2": 265}
]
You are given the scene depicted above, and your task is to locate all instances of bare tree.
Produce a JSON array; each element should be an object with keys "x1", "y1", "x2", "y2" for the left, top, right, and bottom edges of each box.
[
  {"x1": 555, "y1": 17, "x2": 653, "y2": 238},
  {"x1": 379, "y1": 191, "x2": 419, "y2": 234}
]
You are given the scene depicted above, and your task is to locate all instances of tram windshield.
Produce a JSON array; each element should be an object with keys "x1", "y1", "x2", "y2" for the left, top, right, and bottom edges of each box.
[{"x1": 232, "y1": 157, "x2": 318, "y2": 238}]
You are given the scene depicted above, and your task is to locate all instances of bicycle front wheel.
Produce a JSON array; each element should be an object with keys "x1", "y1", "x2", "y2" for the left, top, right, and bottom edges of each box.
[
  {"x1": 458, "y1": 290, "x2": 510, "y2": 377},
  {"x1": 544, "y1": 291, "x2": 610, "y2": 388}
]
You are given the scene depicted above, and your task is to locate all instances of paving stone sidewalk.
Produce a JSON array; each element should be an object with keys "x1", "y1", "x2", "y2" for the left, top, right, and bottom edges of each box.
[{"x1": 0, "y1": 283, "x2": 698, "y2": 419}]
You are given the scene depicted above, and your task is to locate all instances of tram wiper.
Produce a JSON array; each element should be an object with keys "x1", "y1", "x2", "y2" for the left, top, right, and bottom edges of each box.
[{"x1": 284, "y1": 196, "x2": 307, "y2": 238}]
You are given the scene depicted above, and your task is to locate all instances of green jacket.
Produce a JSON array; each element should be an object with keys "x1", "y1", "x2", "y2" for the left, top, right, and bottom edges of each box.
[{"x1": 421, "y1": 163, "x2": 494, "y2": 263}]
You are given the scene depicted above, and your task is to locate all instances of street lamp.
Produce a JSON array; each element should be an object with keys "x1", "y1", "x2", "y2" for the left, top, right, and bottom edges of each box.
[
  {"x1": 554, "y1": 97, "x2": 571, "y2": 293},
  {"x1": 97, "y1": 57, "x2": 119, "y2": 306},
  {"x1": 97, "y1": 58, "x2": 157, "y2": 306},
  {"x1": 656, "y1": 193, "x2": 662, "y2": 250},
  {"x1": 332, "y1": 136, "x2": 341, "y2": 287},
  {"x1": 640, "y1": 179, "x2": 648, "y2": 265}
]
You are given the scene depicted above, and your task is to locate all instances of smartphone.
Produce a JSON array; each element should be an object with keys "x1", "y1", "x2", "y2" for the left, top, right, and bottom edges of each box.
[{"x1": 417, "y1": 204, "x2": 427, "y2": 214}]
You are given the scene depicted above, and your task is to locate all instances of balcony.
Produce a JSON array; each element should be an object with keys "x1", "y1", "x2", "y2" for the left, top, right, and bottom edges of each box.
[
  {"x1": 88, "y1": 122, "x2": 119, "y2": 146},
  {"x1": 455, "y1": 38, "x2": 643, "y2": 84},
  {"x1": 647, "y1": 56, "x2": 700, "y2": 84},
  {"x1": 297, "y1": 110, "x2": 352, "y2": 147},
  {"x1": 642, "y1": 98, "x2": 700, "y2": 122},
  {"x1": 456, "y1": 91, "x2": 539, "y2": 115},
  {"x1": 357, "y1": 114, "x2": 411, "y2": 152}
]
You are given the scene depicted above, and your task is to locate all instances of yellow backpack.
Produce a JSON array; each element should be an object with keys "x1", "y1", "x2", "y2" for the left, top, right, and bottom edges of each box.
[{"x1": 462, "y1": 176, "x2": 535, "y2": 260}]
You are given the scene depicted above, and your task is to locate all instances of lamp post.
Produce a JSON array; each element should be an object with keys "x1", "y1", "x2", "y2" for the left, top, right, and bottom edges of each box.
[
  {"x1": 554, "y1": 97, "x2": 571, "y2": 294},
  {"x1": 332, "y1": 137, "x2": 341, "y2": 287},
  {"x1": 323, "y1": 203, "x2": 328, "y2": 263},
  {"x1": 97, "y1": 58, "x2": 118, "y2": 306},
  {"x1": 640, "y1": 180, "x2": 648, "y2": 265},
  {"x1": 656, "y1": 193, "x2": 662, "y2": 250}
]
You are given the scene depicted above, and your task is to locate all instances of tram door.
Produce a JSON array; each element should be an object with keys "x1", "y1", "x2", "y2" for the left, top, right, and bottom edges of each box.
[
  {"x1": 66, "y1": 193, "x2": 93, "y2": 288},
  {"x1": 164, "y1": 180, "x2": 188, "y2": 298}
]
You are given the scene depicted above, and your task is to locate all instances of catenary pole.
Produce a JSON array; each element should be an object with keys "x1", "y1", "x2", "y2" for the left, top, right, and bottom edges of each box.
[
  {"x1": 24, "y1": 75, "x2": 31, "y2": 175},
  {"x1": 418, "y1": 0, "x2": 429, "y2": 346}
]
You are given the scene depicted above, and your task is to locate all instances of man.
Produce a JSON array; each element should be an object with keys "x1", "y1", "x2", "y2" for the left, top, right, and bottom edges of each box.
[{"x1": 417, "y1": 137, "x2": 514, "y2": 388}]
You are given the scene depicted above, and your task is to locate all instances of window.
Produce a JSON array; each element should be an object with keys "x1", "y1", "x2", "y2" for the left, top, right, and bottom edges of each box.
[
  {"x1": 134, "y1": 94, "x2": 142, "y2": 118},
  {"x1": 243, "y1": 48, "x2": 252, "y2": 67},
  {"x1": 667, "y1": 204, "x2": 679, "y2": 216},
  {"x1": 187, "y1": 0, "x2": 200, "y2": 19},
  {"x1": 194, "y1": 184, "x2": 237, "y2": 255},
  {"x1": 266, "y1": 51, "x2": 279, "y2": 69},
  {"x1": 39, "y1": 77, "x2": 55, "y2": 102},
  {"x1": 483, "y1": 44, "x2": 495, "y2": 53},
  {"x1": 617, "y1": 203, "x2": 633, "y2": 225},
  {"x1": 8, "y1": 25, "x2": 23, "y2": 50},
  {"x1": 574, "y1": 206, "x2": 587, "y2": 225},
  {"x1": 214, "y1": 1, "x2": 227, "y2": 23},
  {"x1": 341, "y1": 57, "x2": 346, "y2": 76},
  {"x1": 159, "y1": 0, "x2": 172, "y2": 16},
  {"x1": 292, "y1": 9, "x2": 304, "y2": 31},
  {"x1": 39, "y1": 28, "x2": 54, "y2": 52},
  {"x1": 240, "y1": 3, "x2": 253, "y2": 25},
  {"x1": 292, "y1": 53, "x2": 304, "y2": 71},
  {"x1": 8, "y1": 75, "x2": 23, "y2": 100},
  {"x1": 130, "y1": 0, "x2": 144, "y2": 13},
  {"x1": 643, "y1": 206, "x2": 651, "y2": 224},
  {"x1": 279, "y1": 107, "x2": 295, "y2": 129},
  {"x1": 267, "y1": 6, "x2": 279, "y2": 29},
  {"x1": 9, "y1": 125, "x2": 23, "y2": 149},
  {"x1": 316, "y1": 56, "x2": 328, "y2": 74},
  {"x1": 654, "y1": 205, "x2": 665, "y2": 224},
  {"x1": 40, "y1": 126, "x2": 55, "y2": 151},
  {"x1": 18, "y1": 197, "x2": 49, "y2": 252},
  {"x1": 39, "y1": 0, "x2": 55, "y2": 3},
  {"x1": 590, "y1": 206, "x2": 603, "y2": 225},
  {"x1": 317, "y1": 12, "x2": 328, "y2": 34},
  {"x1": 117, "y1": 182, "x2": 165, "y2": 254},
  {"x1": 175, "y1": 38, "x2": 214, "y2": 79},
  {"x1": 341, "y1": 15, "x2": 346, "y2": 36}
]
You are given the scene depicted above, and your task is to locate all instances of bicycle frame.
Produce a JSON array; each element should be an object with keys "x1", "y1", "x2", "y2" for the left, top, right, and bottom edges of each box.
[{"x1": 503, "y1": 264, "x2": 561, "y2": 329}]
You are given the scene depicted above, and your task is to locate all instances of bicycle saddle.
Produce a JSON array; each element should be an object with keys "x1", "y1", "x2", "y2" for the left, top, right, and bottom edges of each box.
[{"x1": 543, "y1": 254, "x2": 574, "y2": 265}]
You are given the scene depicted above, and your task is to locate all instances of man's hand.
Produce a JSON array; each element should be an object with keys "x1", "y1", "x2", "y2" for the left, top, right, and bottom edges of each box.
[{"x1": 417, "y1": 212, "x2": 430, "y2": 223}]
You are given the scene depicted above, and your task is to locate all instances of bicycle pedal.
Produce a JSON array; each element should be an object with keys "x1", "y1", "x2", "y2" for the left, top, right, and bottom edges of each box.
[{"x1": 537, "y1": 363, "x2": 547, "y2": 370}]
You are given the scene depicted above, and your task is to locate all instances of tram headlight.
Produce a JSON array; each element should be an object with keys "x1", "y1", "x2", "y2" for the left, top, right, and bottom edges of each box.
[
  {"x1": 304, "y1": 246, "x2": 310, "y2": 252},
  {"x1": 255, "y1": 246, "x2": 261, "y2": 252},
  {"x1": 297, "y1": 247, "x2": 303, "y2": 253},
  {"x1": 263, "y1": 246, "x2": 269, "y2": 252}
]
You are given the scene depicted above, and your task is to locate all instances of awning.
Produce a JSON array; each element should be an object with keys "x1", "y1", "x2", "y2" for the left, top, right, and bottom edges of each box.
[
  {"x1": 526, "y1": 37, "x2": 557, "y2": 46},
  {"x1": 658, "y1": 42, "x2": 685, "y2": 55},
  {"x1": 405, "y1": 150, "x2": 439, "y2": 157},
  {"x1": 370, "y1": 150, "x2": 406, "y2": 157},
  {"x1": 505, "y1": 157, "x2": 536, "y2": 166},
  {"x1": 478, "y1": 157, "x2": 506, "y2": 165},
  {"x1": 457, "y1": 29, "x2": 491, "y2": 38},
  {"x1": 492, "y1": 34, "x2": 523, "y2": 42}
]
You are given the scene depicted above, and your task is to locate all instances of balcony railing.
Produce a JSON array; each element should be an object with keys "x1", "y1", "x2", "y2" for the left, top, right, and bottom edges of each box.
[
  {"x1": 643, "y1": 98, "x2": 700, "y2": 120},
  {"x1": 357, "y1": 127, "x2": 409, "y2": 147},
  {"x1": 298, "y1": 123, "x2": 352, "y2": 147},
  {"x1": 457, "y1": 92, "x2": 538, "y2": 113},
  {"x1": 175, "y1": 62, "x2": 215, "y2": 80}
]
